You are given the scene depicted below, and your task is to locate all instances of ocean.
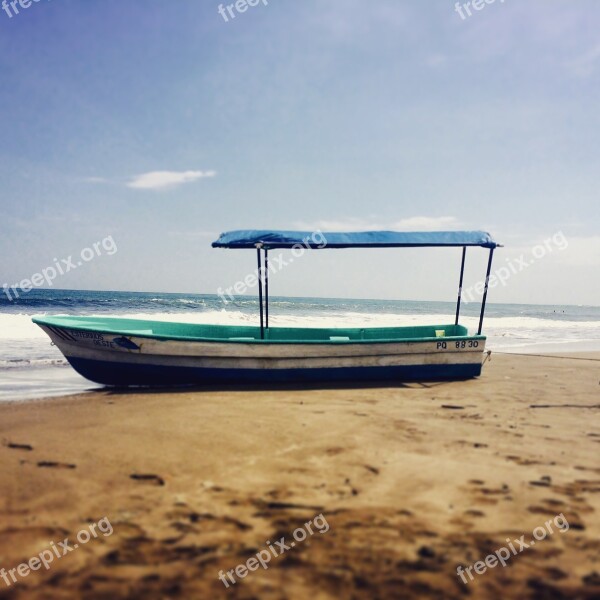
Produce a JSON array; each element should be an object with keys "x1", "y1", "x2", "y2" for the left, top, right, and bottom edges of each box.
[{"x1": 1, "y1": 289, "x2": 599, "y2": 401}]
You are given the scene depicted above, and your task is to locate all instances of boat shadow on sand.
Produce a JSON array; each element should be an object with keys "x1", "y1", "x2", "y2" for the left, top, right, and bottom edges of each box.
[{"x1": 98, "y1": 379, "x2": 454, "y2": 396}]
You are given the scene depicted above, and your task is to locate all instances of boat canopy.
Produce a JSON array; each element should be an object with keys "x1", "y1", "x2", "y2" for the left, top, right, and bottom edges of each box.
[
  {"x1": 211, "y1": 228, "x2": 501, "y2": 339},
  {"x1": 212, "y1": 229, "x2": 499, "y2": 250}
]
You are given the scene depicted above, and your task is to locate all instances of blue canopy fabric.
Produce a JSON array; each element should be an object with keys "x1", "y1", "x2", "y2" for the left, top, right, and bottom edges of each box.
[{"x1": 212, "y1": 230, "x2": 499, "y2": 250}]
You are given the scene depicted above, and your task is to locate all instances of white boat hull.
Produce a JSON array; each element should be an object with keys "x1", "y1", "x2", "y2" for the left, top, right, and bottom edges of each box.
[{"x1": 37, "y1": 323, "x2": 486, "y2": 386}]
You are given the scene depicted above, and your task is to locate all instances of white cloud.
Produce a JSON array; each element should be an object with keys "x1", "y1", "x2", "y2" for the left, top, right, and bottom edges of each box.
[
  {"x1": 390, "y1": 216, "x2": 460, "y2": 230},
  {"x1": 82, "y1": 176, "x2": 109, "y2": 184},
  {"x1": 293, "y1": 216, "x2": 460, "y2": 232},
  {"x1": 293, "y1": 217, "x2": 378, "y2": 231},
  {"x1": 167, "y1": 230, "x2": 217, "y2": 238},
  {"x1": 127, "y1": 170, "x2": 216, "y2": 190}
]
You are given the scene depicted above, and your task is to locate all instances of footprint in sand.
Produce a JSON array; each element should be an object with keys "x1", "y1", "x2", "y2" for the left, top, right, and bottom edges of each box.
[
  {"x1": 325, "y1": 447, "x2": 345, "y2": 456},
  {"x1": 541, "y1": 498, "x2": 566, "y2": 507},
  {"x1": 130, "y1": 473, "x2": 165, "y2": 486},
  {"x1": 337, "y1": 478, "x2": 359, "y2": 497},
  {"x1": 574, "y1": 465, "x2": 600, "y2": 473},
  {"x1": 464, "y1": 509, "x2": 485, "y2": 517},
  {"x1": 528, "y1": 504, "x2": 566, "y2": 516},
  {"x1": 543, "y1": 567, "x2": 568, "y2": 581},
  {"x1": 506, "y1": 455, "x2": 554, "y2": 466},
  {"x1": 417, "y1": 546, "x2": 437, "y2": 559},
  {"x1": 469, "y1": 484, "x2": 510, "y2": 506},
  {"x1": 6, "y1": 442, "x2": 34, "y2": 451},
  {"x1": 583, "y1": 572, "x2": 600, "y2": 585},
  {"x1": 529, "y1": 479, "x2": 552, "y2": 488},
  {"x1": 37, "y1": 461, "x2": 76, "y2": 469}
]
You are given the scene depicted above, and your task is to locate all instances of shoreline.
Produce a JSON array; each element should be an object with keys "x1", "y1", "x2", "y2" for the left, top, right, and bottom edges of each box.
[
  {"x1": 0, "y1": 353, "x2": 599, "y2": 598},
  {"x1": 2, "y1": 345, "x2": 600, "y2": 404}
]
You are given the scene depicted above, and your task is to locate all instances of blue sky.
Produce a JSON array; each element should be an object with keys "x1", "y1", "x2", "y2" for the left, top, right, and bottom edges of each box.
[{"x1": 1, "y1": 0, "x2": 598, "y2": 304}]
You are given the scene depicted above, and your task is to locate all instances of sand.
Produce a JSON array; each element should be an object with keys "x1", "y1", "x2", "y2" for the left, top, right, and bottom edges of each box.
[{"x1": 0, "y1": 352, "x2": 599, "y2": 599}]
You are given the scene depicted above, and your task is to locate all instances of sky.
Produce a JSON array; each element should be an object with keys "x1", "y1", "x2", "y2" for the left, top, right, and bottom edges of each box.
[{"x1": 0, "y1": 0, "x2": 598, "y2": 305}]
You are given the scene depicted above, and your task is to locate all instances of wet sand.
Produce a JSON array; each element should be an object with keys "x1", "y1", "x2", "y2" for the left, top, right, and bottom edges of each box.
[{"x1": 0, "y1": 352, "x2": 599, "y2": 599}]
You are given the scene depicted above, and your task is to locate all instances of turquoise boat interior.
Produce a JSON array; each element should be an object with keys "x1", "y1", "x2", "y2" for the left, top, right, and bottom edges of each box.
[{"x1": 33, "y1": 315, "x2": 480, "y2": 344}]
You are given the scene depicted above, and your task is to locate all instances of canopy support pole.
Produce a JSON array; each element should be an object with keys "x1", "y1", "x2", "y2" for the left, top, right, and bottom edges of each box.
[
  {"x1": 256, "y1": 247, "x2": 264, "y2": 339},
  {"x1": 477, "y1": 248, "x2": 495, "y2": 335},
  {"x1": 455, "y1": 246, "x2": 466, "y2": 326},
  {"x1": 264, "y1": 249, "x2": 269, "y2": 329}
]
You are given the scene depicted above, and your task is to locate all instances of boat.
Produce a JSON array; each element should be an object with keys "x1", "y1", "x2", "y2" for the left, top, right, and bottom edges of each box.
[{"x1": 33, "y1": 229, "x2": 501, "y2": 386}]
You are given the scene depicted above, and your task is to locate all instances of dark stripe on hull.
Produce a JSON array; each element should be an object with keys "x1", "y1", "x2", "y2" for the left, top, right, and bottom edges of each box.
[
  {"x1": 48, "y1": 326, "x2": 78, "y2": 342},
  {"x1": 66, "y1": 357, "x2": 483, "y2": 387}
]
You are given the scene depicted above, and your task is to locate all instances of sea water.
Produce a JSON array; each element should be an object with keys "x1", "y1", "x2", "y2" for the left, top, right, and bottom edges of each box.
[{"x1": 1, "y1": 289, "x2": 599, "y2": 401}]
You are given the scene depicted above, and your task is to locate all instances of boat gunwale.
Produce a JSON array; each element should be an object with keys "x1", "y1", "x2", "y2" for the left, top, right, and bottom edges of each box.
[{"x1": 32, "y1": 316, "x2": 486, "y2": 345}]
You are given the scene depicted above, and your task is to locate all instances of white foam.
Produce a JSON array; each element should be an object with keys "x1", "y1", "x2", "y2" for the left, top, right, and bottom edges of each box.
[
  {"x1": 0, "y1": 314, "x2": 49, "y2": 339},
  {"x1": 2, "y1": 311, "x2": 599, "y2": 348},
  {"x1": 0, "y1": 358, "x2": 69, "y2": 369}
]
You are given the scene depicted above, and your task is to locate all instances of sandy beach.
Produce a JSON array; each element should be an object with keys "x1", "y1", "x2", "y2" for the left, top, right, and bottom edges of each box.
[{"x1": 0, "y1": 352, "x2": 599, "y2": 599}]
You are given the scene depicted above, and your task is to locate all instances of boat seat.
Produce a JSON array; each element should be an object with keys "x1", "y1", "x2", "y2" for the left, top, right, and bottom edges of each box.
[
  {"x1": 329, "y1": 336, "x2": 350, "y2": 341},
  {"x1": 228, "y1": 336, "x2": 256, "y2": 341}
]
